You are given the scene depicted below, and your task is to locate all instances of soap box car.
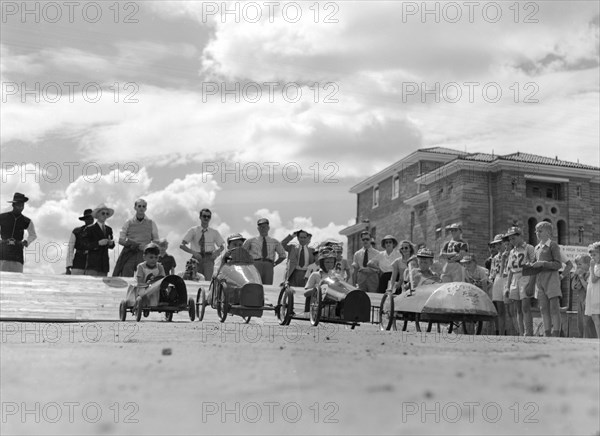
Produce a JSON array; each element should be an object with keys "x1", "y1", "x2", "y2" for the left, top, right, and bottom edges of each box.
[
  {"x1": 196, "y1": 247, "x2": 293, "y2": 323},
  {"x1": 379, "y1": 282, "x2": 497, "y2": 334},
  {"x1": 276, "y1": 276, "x2": 372, "y2": 328},
  {"x1": 119, "y1": 275, "x2": 195, "y2": 322}
]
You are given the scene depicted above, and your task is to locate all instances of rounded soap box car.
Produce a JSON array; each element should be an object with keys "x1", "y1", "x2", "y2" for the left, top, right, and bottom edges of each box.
[
  {"x1": 119, "y1": 275, "x2": 195, "y2": 322},
  {"x1": 196, "y1": 247, "x2": 292, "y2": 323}
]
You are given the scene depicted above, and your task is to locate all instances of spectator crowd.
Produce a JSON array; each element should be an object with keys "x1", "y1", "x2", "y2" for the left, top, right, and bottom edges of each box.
[{"x1": 1, "y1": 192, "x2": 599, "y2": 338}]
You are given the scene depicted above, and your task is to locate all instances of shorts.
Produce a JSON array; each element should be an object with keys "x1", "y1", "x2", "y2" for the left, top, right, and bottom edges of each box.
[
  {"x1": 534, "y1": 271, "x2": 562, "y2": 300},
  {"x1": 492, "y1": 276, "x2": 505, "y2": 302},
  {"x1": 509, "y1": 273, "x2": 531, "y2": 300}
]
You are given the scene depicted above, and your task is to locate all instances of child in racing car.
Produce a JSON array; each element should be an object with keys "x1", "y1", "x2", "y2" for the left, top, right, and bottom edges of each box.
[
  {"x1": 303, "y1": 248, "x2": 339, "y2": 313},
  {"x1": 136, "y1": 243, "x2": 166, "y2": 286}
]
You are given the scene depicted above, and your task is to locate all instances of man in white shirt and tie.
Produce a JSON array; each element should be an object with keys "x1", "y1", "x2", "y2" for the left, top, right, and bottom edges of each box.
[
  {"x1": 242, "y1": 218, "x2": 286, "y2": 285},
  {"x1": 281, "y1": 229, "x2": 314, "y2": 287},
  {"x1": 180, "y1": 208, "x2": 225, "y2": 281},
  {"x1": 352, "y1": 231, "x2": 380, "y2": 292}
]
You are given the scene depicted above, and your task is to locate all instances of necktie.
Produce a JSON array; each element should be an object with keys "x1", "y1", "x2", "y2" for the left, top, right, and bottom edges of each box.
[
  {"x1": 299, "y1": 246, "x2": 305, "y2": 268},
  {"x1": 200, "y1": 229, "x2": 206, "y2": 255},
  {"x1": 363, "y1": 249, "x2": 368, "y2": 267},
  {"x1": 100, "y1": 224, "x2": 105, "y2": 236},
  {"x1": 262, "y1": 237, "x2": 268, "y2": 259}
]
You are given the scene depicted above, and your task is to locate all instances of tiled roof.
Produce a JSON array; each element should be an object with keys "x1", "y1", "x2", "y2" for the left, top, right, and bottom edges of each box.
[
  {"x1": 459, "y1": 153, "x2": 496, "y2": 162},
  {"x1": 447, "y1": 150, "x2": 598, "y2": 170},
  {"x1": 499, "y1": 152, "x2": 599, "y2": 170},
  {"x1": 420, "y1": 146, "x2": 469, "y2": 155}
]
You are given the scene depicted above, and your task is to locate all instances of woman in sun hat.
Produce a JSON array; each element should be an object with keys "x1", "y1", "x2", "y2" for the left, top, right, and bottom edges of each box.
[{"x1": 390, "y1": 240, "x2": 416, "y2": 294}]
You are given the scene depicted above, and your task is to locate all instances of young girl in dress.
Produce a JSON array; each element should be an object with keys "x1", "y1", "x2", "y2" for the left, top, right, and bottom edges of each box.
[{"x1": 585, "y1": 241, "x2": 600, "y2": 337}]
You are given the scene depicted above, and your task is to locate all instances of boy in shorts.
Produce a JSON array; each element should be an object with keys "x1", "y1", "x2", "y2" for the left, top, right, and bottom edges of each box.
[
  {"x1": 571, "y1": 254, "x2": 594, "y2": 338},
  {"x1": 136, "y1": 243, "x2": 166, "y2": 286},
  {"x1": 489, "y1": 234, "x2": 508, "y2": 335},
  {"x1": 530, "y1": 221, "x2": 564, "y2": 337},
  {"x1": 504, "y1": 227, "x2": 536, "y2": 336}
]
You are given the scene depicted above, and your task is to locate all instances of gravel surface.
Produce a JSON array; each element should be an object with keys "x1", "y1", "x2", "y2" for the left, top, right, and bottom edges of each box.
[{"x1": 1, "y1": 309, "x2": 599, "y2": 435}]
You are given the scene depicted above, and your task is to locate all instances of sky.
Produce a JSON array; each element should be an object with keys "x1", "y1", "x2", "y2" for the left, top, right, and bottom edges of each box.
[{"x1": 1, "y1": 0, "x2": 599, "y2": 276}]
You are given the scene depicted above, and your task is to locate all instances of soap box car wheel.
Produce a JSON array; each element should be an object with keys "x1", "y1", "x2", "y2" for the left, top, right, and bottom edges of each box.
[
  {"x1": 277, "y1": 287, "x2": 294, "y2": 326},
  {"x1": 379, "y1": 292, "x2": 396, "y2": 331},
  {"x1": 197, "y1": 288, "x2": 207, "y2": 322},
  {"x1": 309, "y1": 287, "x2": 322, "y2": 327},
  {"x1": 165, "y1": 311, "x2": 173, "y2": 322},
  {"x1": 119, "y1": 300, "x2": 127, "y2": 321},
  {"x1": 188, "y1": 298, "x2": 196, "y2": 321},
  {"x1": 143, "y1": 310, "x2": 150, "y2": 318},
  {"x1": 217, "y1": 285, "x2": 228, "y2": 323},
  {"x1": 135, "y1": 297, "x2": 143, "y2": 322},
  {"x1": 242, "y1": 316, "x2": 251, "y2": 324}
]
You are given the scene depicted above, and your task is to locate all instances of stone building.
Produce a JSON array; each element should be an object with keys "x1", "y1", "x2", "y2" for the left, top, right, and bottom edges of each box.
[{"x1": 340, "y1": 147, "x2": 600, "y2": 263}]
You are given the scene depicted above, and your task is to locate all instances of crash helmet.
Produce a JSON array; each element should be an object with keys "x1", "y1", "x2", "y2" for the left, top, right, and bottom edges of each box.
[{"x1": 318, "y1": 247, "x2": 337, "y2": 272}]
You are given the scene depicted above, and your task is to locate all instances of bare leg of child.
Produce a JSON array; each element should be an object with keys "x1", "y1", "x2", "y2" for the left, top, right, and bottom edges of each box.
[
  {"x1": 505, "y1": 300, "x2": 517, "y2": 335},
  {"x1": 494, "y1": 301, "x2": 505, "y2": 335},
  {"x1": 591, "y1": 315, "x2": 600, "y2": 338},
  {"x1": 537, "y1": 292, "x2": 552, "y2": 336},
  {"x1": 522, "y1": 297, "x2": 533, "y2": 336},
  {"x1": 576, "y1": 298, "x2": 585, "y2": 338},
  {"x1": 514, "y1": 300, "x2": 524, "y2": 336},
  {"x1": 549, "y1": 296, "x2": 561, "y2": 336}
]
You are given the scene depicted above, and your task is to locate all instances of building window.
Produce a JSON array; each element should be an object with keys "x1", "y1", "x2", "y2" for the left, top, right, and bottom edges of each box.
[
  {"x1": 576, "y1": 185, "x2": 582, "y2": 199},
  {"x1": 527, "y1": 217, "x2": 538, "y2": 246},
  {"x1": 447, "y1": 184, "x2": 453, "y2": 197},
  {"x1": 392, "y1": 175, "x2": 400, "y2": 199},
  {"x1": 578, "y1": 226, "x2": 584, "y2": 244},
  {"x1": 372, "y1": 185, "x2": 379, "y2": 208},
  {"x1": 526, "y1": 181, "x2": 561, "y2": 200},
  {"x1": 511, "y1": 178, "x2": 517, "y2": 192},
  {"x1": 557, "y1": 220, "x2": 567, "y2": 245}
]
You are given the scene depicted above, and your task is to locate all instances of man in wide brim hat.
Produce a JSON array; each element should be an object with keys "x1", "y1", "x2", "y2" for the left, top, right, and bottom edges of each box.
[
  {"x1": 7, "y1": 193, "x2": 29, "y2": 204},
  {"x1": 0, "y1": 192, "x2": 37, "y2": 272},
  {"x1": 81, "y1": 203, "x2": 116, "y2": 277},
  {"x1": 79, "y1": 209, "x2": 93, "y2": 221},
  {"x1": 66, "y1": 209, "x2": 95, "y2": 275},
  {"x1": 92, "y1": 204, "x2": 115, "y2": 219}
]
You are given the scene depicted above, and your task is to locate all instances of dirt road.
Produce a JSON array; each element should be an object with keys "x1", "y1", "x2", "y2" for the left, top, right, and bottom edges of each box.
[{"x1": 1, "y1": 310, "x2": 598, "y2": 435}]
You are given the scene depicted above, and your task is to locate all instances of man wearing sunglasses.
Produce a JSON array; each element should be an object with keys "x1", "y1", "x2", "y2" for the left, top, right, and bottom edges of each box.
[
  {"x1": 243, "y1": 218, "x2": 286, "y2": 285},
  {"x1": 81, "y1": 204, "x2": 116, "y2": 276},
  {"x1": 180, "y1": 208, "x2": 225, "y2": 281},
  {"x1": 113, "y1": 199, "x2": 159, "y2": 277},
  {"x1": 351, "y1": 231, "x2": 380, "y2": 292}
]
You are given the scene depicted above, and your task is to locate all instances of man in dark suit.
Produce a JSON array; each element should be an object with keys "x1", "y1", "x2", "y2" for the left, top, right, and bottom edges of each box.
[
  {"x1": 281, "y1": 229, "x2": 314, "y2": 287},
  {"x1": 0, "y1": 192, "x2": 37, "y2": 272},
  {"x1": 82, "y1": 204, "x2": 115, "y2": 276},
  {"x1": 66, "y1": 208, "x2": 94, "y2": 275}
]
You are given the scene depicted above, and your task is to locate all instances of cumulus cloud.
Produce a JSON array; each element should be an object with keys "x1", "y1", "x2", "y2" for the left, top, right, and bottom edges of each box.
[{"x1": 9, "y1": 169, "x2": 352, "y2": 275}]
